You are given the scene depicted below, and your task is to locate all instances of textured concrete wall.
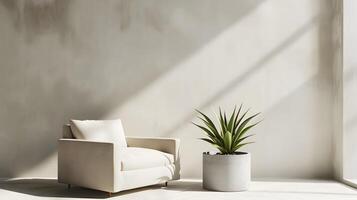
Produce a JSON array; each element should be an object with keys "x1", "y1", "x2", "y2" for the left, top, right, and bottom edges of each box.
[{"x1": 0, "y1": 0, "x2": 335, "y2": 179}]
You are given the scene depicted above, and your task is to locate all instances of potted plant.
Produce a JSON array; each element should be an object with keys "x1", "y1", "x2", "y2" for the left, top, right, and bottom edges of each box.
[{"x1": 193, "y1": 105, "x2": 260, "y2": 191}]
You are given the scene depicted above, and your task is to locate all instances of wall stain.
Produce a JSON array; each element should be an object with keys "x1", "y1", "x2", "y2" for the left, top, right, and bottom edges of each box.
[
  {"x1": 0, "y1": 0, "x2": 74, "y2": 43},
  {"x1": 116, "y1": 0, "x2": 167, "y2": 32},
  {"x1": 145, "y1": 7, "x2": 166, "y2": 32},
  {"x1": 117, "y1": 0, "x2": 131, "y2": 31}
]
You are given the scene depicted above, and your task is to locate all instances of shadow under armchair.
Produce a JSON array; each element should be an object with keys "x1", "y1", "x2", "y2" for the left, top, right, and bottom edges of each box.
[
  {"x1": 0, "y1": 178, "x2": 109, "y2": 199},
  {"x1": 0, "y1": 178, "x2": 204, "y2": 198}
]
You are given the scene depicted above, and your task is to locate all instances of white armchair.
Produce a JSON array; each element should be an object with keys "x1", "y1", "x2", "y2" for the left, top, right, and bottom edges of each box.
[{"x1": 58, "y1": 123, "x2": 180, "y2": 195}]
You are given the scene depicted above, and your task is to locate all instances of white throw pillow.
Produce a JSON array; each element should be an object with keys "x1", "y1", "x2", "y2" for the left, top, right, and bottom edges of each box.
[{"x1": 70, "y1": 119, "x2": 127, "y2": 147}]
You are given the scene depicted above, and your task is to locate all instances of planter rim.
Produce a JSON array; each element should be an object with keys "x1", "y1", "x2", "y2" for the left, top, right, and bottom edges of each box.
[{"x1": 203, "y1": 152, "x2": 249, "y2": 156}]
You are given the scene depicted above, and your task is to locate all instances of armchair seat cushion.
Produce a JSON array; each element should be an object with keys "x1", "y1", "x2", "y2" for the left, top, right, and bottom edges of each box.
[{"x1": 121, "y1": 147, "x2": 174, "y2": 171}]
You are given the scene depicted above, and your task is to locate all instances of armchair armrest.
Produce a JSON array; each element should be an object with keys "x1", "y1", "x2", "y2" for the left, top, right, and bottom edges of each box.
[
  {"x1": 58, "y1": 139, "x2": 117, "y2": 192},
  {"x1": 126, "y1": 137, "x2": 180, "y2": 180}
]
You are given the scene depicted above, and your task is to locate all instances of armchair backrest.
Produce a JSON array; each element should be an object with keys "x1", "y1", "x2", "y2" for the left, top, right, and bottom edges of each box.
[{"x1": 63, "y1": 124, "x2": 75, "y2": 139}]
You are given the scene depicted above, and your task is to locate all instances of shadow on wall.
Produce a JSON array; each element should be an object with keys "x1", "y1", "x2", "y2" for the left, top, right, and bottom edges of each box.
[
  {"x1": 252, "y1": 76, "x2": 333, "y2": 179},
  {"x1": 161, "y1": 15, "x2": 322, "y2": 137},
  {"x1": 155, "y1": 2, "x2": 335, "y2": 178},
  {"x1": 0, "y1": 0, "x2": 265, "y2": 177},
  {"x1": 161, "y1": 0, "x2": 335, "y2": 137}
]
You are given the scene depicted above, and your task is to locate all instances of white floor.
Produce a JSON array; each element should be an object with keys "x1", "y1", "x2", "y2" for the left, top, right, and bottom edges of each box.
[{"x1": 0, "y1": 179, "x2": 356, "y2": 200}]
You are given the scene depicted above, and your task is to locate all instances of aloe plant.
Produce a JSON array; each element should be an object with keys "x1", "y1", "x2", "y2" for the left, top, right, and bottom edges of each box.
[{"x1": 193, "y1": 105, "x2": 260, "y2": 154}]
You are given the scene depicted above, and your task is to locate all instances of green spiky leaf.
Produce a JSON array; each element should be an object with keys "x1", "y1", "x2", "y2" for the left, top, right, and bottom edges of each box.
[{"x1": 193, "y1": 106, "x2": 261, "y2": 154}]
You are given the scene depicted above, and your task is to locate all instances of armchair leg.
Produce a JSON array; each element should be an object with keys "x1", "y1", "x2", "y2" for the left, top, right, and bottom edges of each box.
[
  {"x1": 165, "y1": 181, "x2": 168, "y2": 187},
  {"x1": 108, "y1": 192, "x2": 112, "y2": 197},
  {"x1": 67, "y1": 184, "x2": 71, "y2": 190}
]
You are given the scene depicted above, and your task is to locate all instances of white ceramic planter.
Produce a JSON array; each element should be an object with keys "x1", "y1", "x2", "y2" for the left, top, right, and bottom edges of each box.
[{"x1": 202, "y1": 152, "x2": 250, "y2": 191}]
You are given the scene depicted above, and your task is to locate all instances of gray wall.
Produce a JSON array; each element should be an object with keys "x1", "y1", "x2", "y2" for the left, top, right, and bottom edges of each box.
[
  {"x1": 343, "y1": 0, "x2": 357, "y2": 181},
  {"x1": 331, "y1": 0, "x2": 343, "y2": 180},
  {"x1": 0, "y1": 0, "x2": 336, "y2": 179}
]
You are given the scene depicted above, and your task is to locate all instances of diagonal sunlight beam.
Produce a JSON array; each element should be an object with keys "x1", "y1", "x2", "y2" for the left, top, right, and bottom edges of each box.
[
  {"x1": 0, "y1": 0, "x2": 268, "y2": 178},
  {"x1": 162, "y1": 15, "x2": 321, "y2": 137},
  {"x1": 103, "y1": 1, "x2": 330, "y2": 179}
]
